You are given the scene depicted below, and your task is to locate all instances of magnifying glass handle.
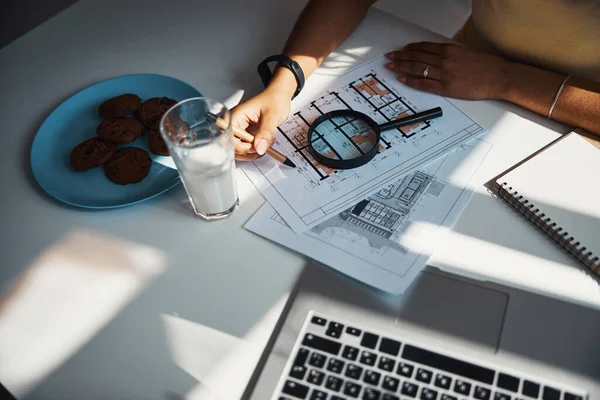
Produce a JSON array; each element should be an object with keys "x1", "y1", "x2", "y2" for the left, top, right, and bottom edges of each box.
[{"x1": 379, "y1": 107, "x2": 443, "y2": 131}]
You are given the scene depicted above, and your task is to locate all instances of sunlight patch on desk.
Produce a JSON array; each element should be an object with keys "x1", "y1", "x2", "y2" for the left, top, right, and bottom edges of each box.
[
  {"x1": 161, "y1": 294, "x2": 289, "y2": 400},
  {"x1": 311, "y1": 47, "x2": 372, "y2": 78},
  {"x1": 423, "y1": 224, "x2": 600, "y2": 306},
  {"x1": 236, "y1": 167, "x2": 263, "y2": 205},
  {"x1": 319, "y1": 51, "x2": 356, "y2": 65},
  {"x1": 445, "y1": 138, "x2": 493, "y2": 190},
  {"x1": 0, "y1": 230, "x2": 166, "y2": 398},
  {"x1": 345, "y1": 46, "x2": 373, "y2": 57},
  {"x1": 397, "y1": 221, "x2": 443, "y2": 256}
]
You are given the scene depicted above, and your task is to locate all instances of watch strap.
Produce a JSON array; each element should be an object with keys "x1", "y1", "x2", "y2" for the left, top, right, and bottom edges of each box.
[{"x1": 257, "y1": 55, "x2": 305, "y2": 99}]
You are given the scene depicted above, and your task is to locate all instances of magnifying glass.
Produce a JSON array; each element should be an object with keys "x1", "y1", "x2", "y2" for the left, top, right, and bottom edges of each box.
[{"x1": 308, "y1": 106, "x2": 443, "y2": 169}]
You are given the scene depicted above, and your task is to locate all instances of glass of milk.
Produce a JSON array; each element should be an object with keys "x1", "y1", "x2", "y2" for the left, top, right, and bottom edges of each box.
[{"x1": 159, "y1": 98, "x2": 238, "y2": 220}]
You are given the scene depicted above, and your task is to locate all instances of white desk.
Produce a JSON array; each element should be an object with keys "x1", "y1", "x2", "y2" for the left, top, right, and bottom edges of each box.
[{"x1": 0, "y1": 1, "x2": 597, "y2": 399}]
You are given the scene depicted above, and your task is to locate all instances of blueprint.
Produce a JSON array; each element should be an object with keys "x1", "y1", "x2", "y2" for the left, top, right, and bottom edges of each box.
[
  {"x1": 241, "y1": 55, "x2": 486, "y2": 233},
  {"x1": 245, "y1": 139, "x2": 492, "y2": 294}
]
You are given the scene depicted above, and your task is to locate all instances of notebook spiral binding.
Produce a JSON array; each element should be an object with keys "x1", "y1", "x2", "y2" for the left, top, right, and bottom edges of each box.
[{"x1": 498, "y1": 182, "x2": 600, "y2": 273}]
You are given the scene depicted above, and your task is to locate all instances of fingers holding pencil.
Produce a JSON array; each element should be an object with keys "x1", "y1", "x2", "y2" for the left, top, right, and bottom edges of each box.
[
  {"x1": 229, "y1": 89, "x2": 293, "y2": 163},
  {"x1": 231, "y1": 124, "x2": 296, "y2": 168},
  {"x1": 208, "y1": 111, "x2": 296, "y2": 168}
]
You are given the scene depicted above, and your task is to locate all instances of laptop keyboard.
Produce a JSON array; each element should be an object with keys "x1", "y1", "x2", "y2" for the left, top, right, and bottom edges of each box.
[{"x1": 272, "y1": 312, "x2": 587, "y2": 400}]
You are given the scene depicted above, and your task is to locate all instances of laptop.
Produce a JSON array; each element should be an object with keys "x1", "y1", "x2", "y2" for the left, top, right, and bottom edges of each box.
[{"x1": 243, "y1": 263, "x2": 600, "y2": 400}]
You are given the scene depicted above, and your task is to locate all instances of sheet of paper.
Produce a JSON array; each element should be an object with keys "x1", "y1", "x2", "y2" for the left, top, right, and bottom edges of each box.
[
  {"x1": 241, "y1": 55, "x2": 486, "y2": 233},
  {"x1": 245, "y1": 139, "x2": 492, "y2": 294}
]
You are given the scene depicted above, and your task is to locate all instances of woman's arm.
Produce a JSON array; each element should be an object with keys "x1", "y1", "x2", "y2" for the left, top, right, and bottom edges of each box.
[
  {"x1": 385, "y1": 42, "x2": 600, "y2": 135},
  {"x1": 268, "y1": 0, "x2": 377, "y2": 101},
  {"x1": 232, "y1": 0, "x2": 376, "y2": 159},
  {"x1": 503, "y1": 64, "x2": 600, "y2": 135}
]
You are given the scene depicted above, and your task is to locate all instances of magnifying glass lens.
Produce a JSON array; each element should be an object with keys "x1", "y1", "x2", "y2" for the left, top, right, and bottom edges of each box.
[{"x1": 310, "y1": 113, "x2": 378, "y2": 161}]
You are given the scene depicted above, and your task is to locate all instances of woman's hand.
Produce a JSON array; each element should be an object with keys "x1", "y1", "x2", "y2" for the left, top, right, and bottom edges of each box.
[
  {"x1": 230, "y1": 86, "x2": 292, "y2": 162},
  {"x1": 385, "y1": 42, "x2": 511, "y2": 100}
]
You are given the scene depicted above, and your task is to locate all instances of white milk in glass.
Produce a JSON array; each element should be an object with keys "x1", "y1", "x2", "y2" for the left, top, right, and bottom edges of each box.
[{"x1": 177, "y1": 144, "x2": 238, "y2": 215}]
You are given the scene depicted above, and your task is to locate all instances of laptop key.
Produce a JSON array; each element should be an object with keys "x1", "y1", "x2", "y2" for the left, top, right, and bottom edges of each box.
[
  {"x1": 327, "y1": 358, "x2": 345, "y2": 374},
  {"x1": 454, "y1": 380, "x2": 471, "y2": 396},
  {"x1": 363, "y1": 370, "x2": 381, "y2": 386},
  {"x1": 421, "y1": 388, "x2": 438, "y2": 400},
  {"x1": 327, "y1": 321, "x2": 345, "y2": 339},
  {"x1": 310, "y1": 389, "x2": 328, "y2": 400},
  {"x1": 344, "y1": 381, "x2": 362, "y2": 398},
  {"x1": 326, "y1": 330, "x2": 341, "y2": 339},
  {"x1": 564, "y1": 394, "x2": 583, "y2": 400},
  {"x1": 308, "y1": 369, "x2": 325, "y2": 386},
  {"x1": 361, "y1": 332, "x2": 379, "y2": 349},
  {"x1": 494, "y1": 392, "x2": 512, "y2": 400},
  {"x1": 383, "y1": 394, "x2": 399, "y2": 400},
  {"x1": 282, "y1": 380, "x2": 310, "y2": 399},
  {"x1": 497, "y1": 373, "x2": 520, "y2": 393},
  {"x1": 325, "y1": 375, "x2": 343, "y2": 392},
  {"x1": 363, "y1": 388, "x2": 381, "y2": 400},
  {"x1": 303, "y1": 334, "x2": 341, "y2": 356},
  {"x1": 397, "y1": 362, "x2": 414, "y2": 378},
  {"x1": 346, "y1": 326, "x2": 362, "y2": 336},
  {"x1": 415, "y1": 368, "x2": 432, "y2": 384},
  {"x1": 379, "y1": 338, "x2": 401, "y2": 356},
  {"x1": 332, "y1": 397, "x2": 345, "y2": 400},
  {"x1": 402, "y1": 382, "x2": 419, "y2": 398},
  {"x1": 342, "y1": 345, "x2": 359, "y2": 361},
  {"x1": 522, "y1": 381, "x2": 540, "y2": 398},
  {"x1": 345, "y1": 363, "x2": 363, "y2": 380},
  {"x1": 474, "y1": 387, "x2": 491, "y2": 400},
  {"x1": 360, "y1": 350, "x2": 377, "y2": 366},
  {"x1": 382, "y1": 375, "x2": 399, "y2": 392},
  {"x1": 542, "y1": 387, "x2": 560, "y2": 400},
  {"x1": 329, "y1": 321, "x2": 343, "y2": 330},
  {"x1": 311, "y1": 316, "x2": 327, "y2": 326},
  {"x1": 290, "y1": 365, "x2": 307, "y2": 380},
  {"x1": 434, "y1": 373, "x2": 451, "y2": 389},
  {"x1": 378, "y1": 356, "x2": 395, "y2": 372},
  {"x1": 294, "y1": 348, "x2": 310, "y2": 366},
  {"x1": 441, "y1": 395, "x2": 457, "y2": 400},
  {"x1": 309, "y1": 353, "x2": 327, "y2": 368}
]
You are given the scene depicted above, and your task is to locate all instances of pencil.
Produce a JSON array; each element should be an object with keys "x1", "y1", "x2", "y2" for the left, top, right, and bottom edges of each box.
[
  {"x1": 207, "y1": 113, "x2": 296, "y2": 168},
  {"x1": 230, "y1": 124, "x2": 296, "y2": 168}
]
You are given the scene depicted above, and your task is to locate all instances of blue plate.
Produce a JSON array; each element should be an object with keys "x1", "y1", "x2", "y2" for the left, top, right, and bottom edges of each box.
[{"x1": 30, "y1": 74, "x2": 202, "y2": 209}]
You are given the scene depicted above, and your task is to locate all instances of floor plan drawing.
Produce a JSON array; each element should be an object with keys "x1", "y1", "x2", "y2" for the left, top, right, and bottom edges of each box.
[
  {"x1": 349, "y1": 74, "x2": 430, "y2": 139},
  {"x1": 245, "y1": 139, "x2": 492, "y2": 294},
  {"x1": 242, "y1": 55, "x2": 486, "y2": 233}
]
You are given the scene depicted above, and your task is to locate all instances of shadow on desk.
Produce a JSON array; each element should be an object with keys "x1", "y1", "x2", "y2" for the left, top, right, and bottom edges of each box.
[{"x1": 21, "y1": 278, "x2": 201, "y2": 400}]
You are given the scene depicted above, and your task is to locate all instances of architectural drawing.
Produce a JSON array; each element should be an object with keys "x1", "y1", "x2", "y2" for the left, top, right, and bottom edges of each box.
[
  {"x1": 245, "y1": 139, "x2": 493, "y2": 294},
  {"x1": 312, "y1": 171, "x2": 433, "y2": 252},
  {"x1": 275, "y1": 73, "x2": 431, "y2": 185},
  {"x1": 242, "y1": 55, "x2": 486, "y2": 233}
]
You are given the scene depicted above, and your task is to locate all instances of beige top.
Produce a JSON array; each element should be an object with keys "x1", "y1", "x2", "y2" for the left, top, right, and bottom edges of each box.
[{"x1": 455, "y1": 0, "x2": 600, "y2": 81}]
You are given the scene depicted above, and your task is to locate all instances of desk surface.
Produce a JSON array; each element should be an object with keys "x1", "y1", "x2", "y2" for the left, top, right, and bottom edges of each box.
[{"x1": 0, "y1": 0, "x2": 598, "y2": 398}]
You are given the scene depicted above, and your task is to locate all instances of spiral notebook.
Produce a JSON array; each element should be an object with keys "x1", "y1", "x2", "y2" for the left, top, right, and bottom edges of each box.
[{"x1": 489, "y1": 132, "x2": 600, "y2": 275}]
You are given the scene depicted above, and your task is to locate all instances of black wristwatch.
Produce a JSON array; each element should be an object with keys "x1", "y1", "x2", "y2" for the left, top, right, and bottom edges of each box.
[{"x1": 257, "y1": 55, "x2": 305, "y2": 99}]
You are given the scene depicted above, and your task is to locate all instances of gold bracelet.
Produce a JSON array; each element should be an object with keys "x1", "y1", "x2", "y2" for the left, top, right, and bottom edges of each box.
[{"x1": 548, "y1": 74, "x2": 571, "y2": 119}]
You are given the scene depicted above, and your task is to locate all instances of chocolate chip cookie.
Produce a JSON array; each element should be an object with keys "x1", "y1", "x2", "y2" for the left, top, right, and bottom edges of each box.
[
  {"x1": 104, "y1": 147, "x2": 152, "y2": 185},
  {"x1": 70, "y1": 137, "x2": 116, "y2": 171},
  {"x1": 148, "y1": 129, "x2": 170, "y2": 156},
  {"x1": 96, "y1": 118, "x2": 145, "y2": 144},
  {"x1": 98, "y1": 94, "x2": 142, "y2": 119},
  {"x1": 136, "y1": 97, "x2": 177, "y2": 128}
]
